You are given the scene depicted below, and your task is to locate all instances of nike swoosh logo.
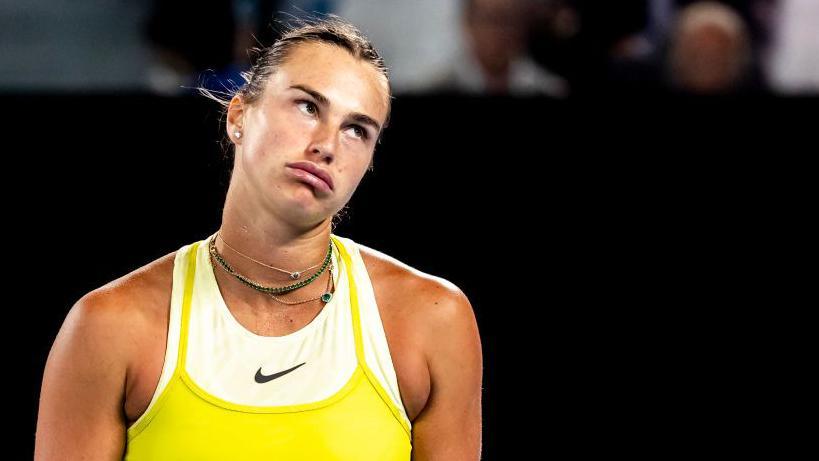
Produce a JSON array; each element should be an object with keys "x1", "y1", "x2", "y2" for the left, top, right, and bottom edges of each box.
[{"x1": 254, "y1": 362, "x2": 307, "y2": 383}]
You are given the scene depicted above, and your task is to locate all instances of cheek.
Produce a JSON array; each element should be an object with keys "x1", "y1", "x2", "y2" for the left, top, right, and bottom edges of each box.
[
  {"x1": 343, "y1": 156, "x2": 372, "y2": 192},
  {"x1": 245, "y1": 119, "x2": 303, "y2": 165}
]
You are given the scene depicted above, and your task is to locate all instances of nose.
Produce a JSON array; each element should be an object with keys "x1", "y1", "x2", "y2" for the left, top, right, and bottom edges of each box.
[{"x1": 307, "y1": 123, "x2": 336, "y2": 165}]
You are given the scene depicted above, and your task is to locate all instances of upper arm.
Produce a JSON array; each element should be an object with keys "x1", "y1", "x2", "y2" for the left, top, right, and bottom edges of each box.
[
  {"x1": 411, "y1": 282, "x2": 483, "y2": 461},
  {"x1": 35, "y1": 291, "x2": 132, "y2": 461}
]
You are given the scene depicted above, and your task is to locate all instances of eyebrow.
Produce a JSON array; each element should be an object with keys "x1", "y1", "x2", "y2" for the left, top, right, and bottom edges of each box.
[{"x1": 289, "y1": 84, "x2": 382, "y2": 134}]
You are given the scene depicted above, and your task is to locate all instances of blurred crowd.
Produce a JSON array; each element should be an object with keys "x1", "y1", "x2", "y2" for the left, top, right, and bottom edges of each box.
[{"x1": 1, "y1": 0, "x2": 817, "y2": 96}]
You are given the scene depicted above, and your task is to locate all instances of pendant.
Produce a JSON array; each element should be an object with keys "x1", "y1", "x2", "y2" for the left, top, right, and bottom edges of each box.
[
  {"x1": 290, "y1": 272, "x2": 300, "y2": 280},
  {"x1": 321, "y1": 292, "x2": 333, "y2": 303}
]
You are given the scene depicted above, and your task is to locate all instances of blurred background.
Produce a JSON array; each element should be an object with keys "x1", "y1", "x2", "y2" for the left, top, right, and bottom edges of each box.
[
  {"x1": 6, "y1": 1, "x2": 812, "y2": 459},
  {"x1": 2, "y1": 0, "x2": 818, "y2": 96}
]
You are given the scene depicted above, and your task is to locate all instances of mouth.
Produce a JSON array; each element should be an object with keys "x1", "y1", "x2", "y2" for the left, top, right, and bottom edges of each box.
[{"x1": 286, "y1": 164, "x2": 333, "y2": 193}]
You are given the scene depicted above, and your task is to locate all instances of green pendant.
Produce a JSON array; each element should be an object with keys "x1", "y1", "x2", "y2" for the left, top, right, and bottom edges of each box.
[{"x1": 321, "y1": 293, "x2": 333, "y2": 303}]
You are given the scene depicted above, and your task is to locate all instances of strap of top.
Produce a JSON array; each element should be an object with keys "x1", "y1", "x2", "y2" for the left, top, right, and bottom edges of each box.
[{"x1": 176, "y1": 241, "x2": 200, "y2": 370}]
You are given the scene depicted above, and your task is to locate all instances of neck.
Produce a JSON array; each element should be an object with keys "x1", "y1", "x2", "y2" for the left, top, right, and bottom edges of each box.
[
  {"x1": 216, "y1": 196, "x2": 334, "y2": 287},
  {"x1": 210, "y1": 222, "x2": 335, "y2": 313}
]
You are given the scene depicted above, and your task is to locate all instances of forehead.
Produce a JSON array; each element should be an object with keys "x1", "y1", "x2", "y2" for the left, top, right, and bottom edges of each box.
[{"x1": 265, "y1": 41, "x2": 389, "y2": 124}]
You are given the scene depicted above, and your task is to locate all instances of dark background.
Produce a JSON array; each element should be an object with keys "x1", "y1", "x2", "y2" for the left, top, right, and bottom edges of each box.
[{"x1": 8, "y1": 92, "x2": 808, "y2": 459}]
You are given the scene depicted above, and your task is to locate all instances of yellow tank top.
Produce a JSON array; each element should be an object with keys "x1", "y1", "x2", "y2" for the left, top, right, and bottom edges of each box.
[{"x1": 123, "y1": 233, "x2": 412, "y2": 460}]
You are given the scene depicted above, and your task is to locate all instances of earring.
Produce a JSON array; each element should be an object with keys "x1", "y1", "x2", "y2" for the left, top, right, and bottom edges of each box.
[{"x1": 234, "y1": 130, "x2": 242, "y2": 139}]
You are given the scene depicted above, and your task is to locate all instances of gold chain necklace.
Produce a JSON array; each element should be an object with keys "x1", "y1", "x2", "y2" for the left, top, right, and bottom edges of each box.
[
  {"x1": 217, "y1": 231, "x2": 323, "y2": 280},
  {"x1": 208, "y1": 234, "x2": 333, "y2": 297}
]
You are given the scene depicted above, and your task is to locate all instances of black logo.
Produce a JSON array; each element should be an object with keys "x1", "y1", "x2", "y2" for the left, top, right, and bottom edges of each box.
[{"x1": 254, "y1": 362, "x2": 307, "y2": 383}]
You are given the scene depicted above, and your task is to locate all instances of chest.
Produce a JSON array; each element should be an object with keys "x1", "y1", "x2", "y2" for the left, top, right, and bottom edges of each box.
[{"x1": 124, "y1": 282, "x2": 430, "y2": 427}]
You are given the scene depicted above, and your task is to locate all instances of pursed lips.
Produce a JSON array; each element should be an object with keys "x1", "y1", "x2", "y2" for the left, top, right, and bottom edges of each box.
[{"x1": 286, "y1": 162, "x2": 334, "y2": 191}]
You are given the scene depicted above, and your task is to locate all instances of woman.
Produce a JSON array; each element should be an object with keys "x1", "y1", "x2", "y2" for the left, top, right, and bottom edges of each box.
[{"x1": 35, "y1": 16, "x2": 482, "y2": 461}]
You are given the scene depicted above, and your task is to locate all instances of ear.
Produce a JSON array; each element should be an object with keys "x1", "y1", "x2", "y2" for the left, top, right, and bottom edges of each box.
[{"x1": 226, "y1": 95, "x2": 245, "y2": 144}]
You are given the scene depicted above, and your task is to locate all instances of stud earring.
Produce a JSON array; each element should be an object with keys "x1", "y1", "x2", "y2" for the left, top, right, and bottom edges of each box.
[{"x1": 234, "y1": 130, "x2": 242, "y2": 139}]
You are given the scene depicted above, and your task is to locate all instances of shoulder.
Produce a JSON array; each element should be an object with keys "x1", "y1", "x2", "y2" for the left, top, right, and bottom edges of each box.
[
  {"x1": 357, "y1": 241, "x2": 468, "y2": 305},
  {"x1": 64, "y1": 249, "x2": 178, "y2": 369},
  {"x1": 77, "y1": 249, "x2": 177, "y2": 325},
  {"x1": 356, "y1": 241, "x2": 480, "y2": 355},
  {"x1": 357, "y1": 241, "x2": 483, "y2": 455},
  {"x1": 37, "y1": 249, "x2": 180, "y2": 455}
]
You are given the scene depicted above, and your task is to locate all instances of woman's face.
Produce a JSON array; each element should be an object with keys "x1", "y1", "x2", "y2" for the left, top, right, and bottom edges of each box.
[{"x1": 227, "y1": 41, "x2": 390, "y2": 227}]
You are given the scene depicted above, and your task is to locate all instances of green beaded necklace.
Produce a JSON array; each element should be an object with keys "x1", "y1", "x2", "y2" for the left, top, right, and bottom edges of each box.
[{"x1": 209, "y1": 235, "x2": 333, "y2": 300}]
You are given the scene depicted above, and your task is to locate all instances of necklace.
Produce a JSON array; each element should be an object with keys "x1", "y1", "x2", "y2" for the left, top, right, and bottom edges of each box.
[
  {"x1": 269, "y1": 260, "x2": 335, "y2": 305},
  {"x1": 208, "y1": 234, "x2": 332, "y2": 295},
  {"x1": 217, "y1": 231, "x2": 322, "y2": 280}
]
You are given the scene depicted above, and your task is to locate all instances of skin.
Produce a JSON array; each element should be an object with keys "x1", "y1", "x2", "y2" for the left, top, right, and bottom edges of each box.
[{"x1": 35, "y1": 41, "x2": 483, "y2": 460}]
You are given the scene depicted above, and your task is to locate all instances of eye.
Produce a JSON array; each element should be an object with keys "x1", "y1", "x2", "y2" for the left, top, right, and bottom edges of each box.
[
  {"x1": 346, "y1": 125, "x2": 368, "y2": 140},
  {"x1": 296, "y1": 100, "x2": 318, "y2": 116}
]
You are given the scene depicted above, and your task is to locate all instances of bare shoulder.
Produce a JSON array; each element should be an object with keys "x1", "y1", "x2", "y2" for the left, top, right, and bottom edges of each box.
[
  {"x1": 358, "y1": 242, "x2": 466, "y2": 300},
  {"x1": 357, "y1": 242, "x2": 483, "y2": 458},
  {"x1": 64, "y1": 249, "x2": 178, "y2": 376},
  {"x1": 357, "y1": 242, "x2": 479, "y2": 345},
  {"x1": 77, "y1": 249, "x2": 179, "y2": 386},
  {"x1": 35, "y1": 250, "x2": 179, "y2": 460},
  {"x1": 79, "y1": 249, "x2": 177, "y2": 326}
]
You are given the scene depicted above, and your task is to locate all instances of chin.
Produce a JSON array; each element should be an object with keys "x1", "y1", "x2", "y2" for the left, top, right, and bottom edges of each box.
[{"x1": 275, "y1": 196, "x2": 332, "y2": 225}]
